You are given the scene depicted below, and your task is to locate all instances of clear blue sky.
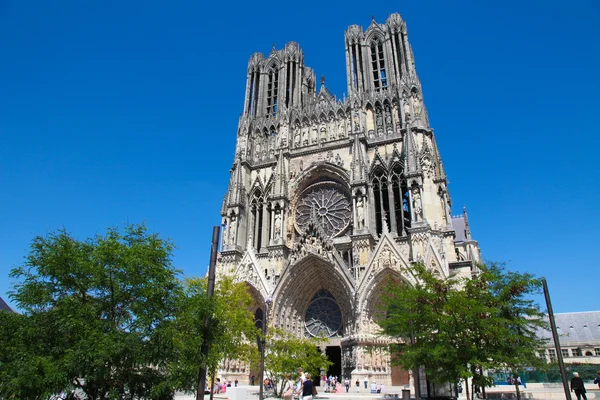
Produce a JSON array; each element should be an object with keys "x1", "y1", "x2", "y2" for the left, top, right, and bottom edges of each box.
[{"x1": 1, "y1": 1, "x2": 598, "y2": 313}]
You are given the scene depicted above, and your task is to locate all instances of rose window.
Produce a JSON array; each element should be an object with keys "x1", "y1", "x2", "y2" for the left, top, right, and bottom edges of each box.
[
  {"x1": 295, "y1": 182, "x2": 351, "y2": 238},
  {"x1": 304, "y1": 289, "x2": 342, "y2": 338}
]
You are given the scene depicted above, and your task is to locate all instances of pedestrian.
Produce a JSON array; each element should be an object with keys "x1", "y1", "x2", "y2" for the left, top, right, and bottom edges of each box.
[
  {"x1": 296, "y1": 367, "x2": 307, "y2": 400},
  {"x1": 381, "y1": 383, "x2": 386, "y2": 394},
  {"x1": 234, "y1": 379, "x2": 238, "y2": 387},
  {"x1": 356, "y1": 378, "x2": 360, "y2": 393},
  {"x1": 345, "y1": 377, "x2": 350, "y2": 392},
  {"x1": 594, "y1": 371, "x2": 600, "y2": 389},
  {"x1": 301, "y1": 372, "x2": 314, "y2": 400},
  {"x1": 371, "y1": 381, "x2": 377, "y2": 394},
  {"x1": 364, "y1": 376, "x2": 368, "y2": 389},
  {"x1": 251, "y1": 374, "x2": 255, "y2": 386},
  {"x1": 570, "y1": 372, "x2": 588, "y2": 400},
  {"x1": 282, "y1": 373, "x2": 294, "y2": 400}
]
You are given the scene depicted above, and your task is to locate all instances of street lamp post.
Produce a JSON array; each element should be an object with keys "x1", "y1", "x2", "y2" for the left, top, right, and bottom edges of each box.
[{"x1": 259, "y1": 298, "x2": 272, "y2": 400}]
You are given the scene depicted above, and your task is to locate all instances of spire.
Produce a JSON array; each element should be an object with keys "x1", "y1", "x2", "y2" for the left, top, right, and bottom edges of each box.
[
  {"x1": 350, "y1": 133, "x2": 368, "y2": 184},
  {"x1": 463, "y1": 206, "x2": 472, "y2": 240},
  {"x1": 226, "y1": 157, "x2": 246, "y2": 208},
  {"x1": 404, "y1": 128, "x2": 420, "y2": 175},
  {"x1": 272, "y1": 150, "x2": 287, "y2": 198}
]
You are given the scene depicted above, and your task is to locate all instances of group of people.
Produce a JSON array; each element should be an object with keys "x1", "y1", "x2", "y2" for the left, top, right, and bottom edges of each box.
[
  {"x1": 281, "y1": 367, "x2": 315, "y2": 400},
  {"x1": 205, "y1": 378, "x2": 238, "y2": 394}
]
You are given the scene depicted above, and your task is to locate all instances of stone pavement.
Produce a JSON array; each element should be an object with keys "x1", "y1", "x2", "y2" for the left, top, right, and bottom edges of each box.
[{"x1": 176, "y1": 384, "x2": 600, "y2": 400}]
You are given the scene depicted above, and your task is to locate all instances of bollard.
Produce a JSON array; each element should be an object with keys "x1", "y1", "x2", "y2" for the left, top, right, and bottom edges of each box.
[{"x1": 402, "y1": 388, "x2": 411, "y2": 400}]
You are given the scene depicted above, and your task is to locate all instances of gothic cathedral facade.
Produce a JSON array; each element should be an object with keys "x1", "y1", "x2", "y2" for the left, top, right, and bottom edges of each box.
[{"x1": 216, "y1": 13, "x2": 481, "y2": 386}]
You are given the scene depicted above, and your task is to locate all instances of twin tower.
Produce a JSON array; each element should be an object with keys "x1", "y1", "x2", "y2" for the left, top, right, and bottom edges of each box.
[{"x1": 216, "y1": 13, "x2": 481, "y2": 387}]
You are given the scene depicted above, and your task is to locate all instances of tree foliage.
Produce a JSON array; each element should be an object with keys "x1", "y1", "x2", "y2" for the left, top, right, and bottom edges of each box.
[
  {"x1": 4, "y1": 225, "x2": 182, "y2": 400},
  {"x1": 378, "y1": 262, "x2": 548, "y2": 395},
  {"x1": 2, "y1": 225, "x2": 263, "y2": 400},
  {"x1": 169, "y1": 276, "x2": 258, "y2": 393},
  {"x1": 254, "y1": 327, "x2": 331, "y2": 397}
]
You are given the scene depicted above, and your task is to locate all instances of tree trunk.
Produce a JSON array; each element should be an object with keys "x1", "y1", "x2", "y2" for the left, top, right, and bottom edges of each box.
[
  {"x1": 514, "y1": 375, "x2": 521, "y2": 400},
  {"x1": 478, "y1": 368, "x2": 486, "y2": 399},
  {"x1": 465, "y1": 378, "x2": 470, "y2": 400}
]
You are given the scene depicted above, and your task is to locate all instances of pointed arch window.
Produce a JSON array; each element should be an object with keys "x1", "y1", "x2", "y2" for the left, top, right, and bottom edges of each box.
[
  {"x1": 251, "y1": 190, "x2": 264, "y2": 250},
  {"x1": 390, "y1": 165, "x2": 410, "y2": 235},
  {"x1": 372, "y1": 168, "x2": 390, "y2": 235},
  {"x1": 370, "y1": 40, "x2": 387, "y2": 92},
  {"x1": 266, "y1": 67, "x2": 279, "y2": 117}
]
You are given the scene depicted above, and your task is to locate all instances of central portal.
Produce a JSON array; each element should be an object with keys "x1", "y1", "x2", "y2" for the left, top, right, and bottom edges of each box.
[{"x1": 325, "y1": 346, "x2": 342, "y2": 380}]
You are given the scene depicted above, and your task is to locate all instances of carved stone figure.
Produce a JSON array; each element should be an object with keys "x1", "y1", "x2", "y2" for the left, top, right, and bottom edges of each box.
[
  {"x1": 338, "y1": 121, "x2": 345, "y2": 138},
  {"x1": 311, "y1": 127, "x2": 318, "y2": 143},
  {"x1": 376, "y1": 108, "x2": 383, "y2": 128},
  {"x1": 412, "y1": 188, "x2": 422, "y2": 221},
  {"x1": 274, "y1": 211, "x2": 282, "y2": 238},
  {"x1": 294, "y1": 126, "x2": 301, "y2": 147},
  {"x1": 335, "y1": 153, "x2": 343, "y2": 166},
  {"x1": 229, "y1": 215, "x2": 237, "y2": 245},
  {"x1": 302, "y1": 127, "x2": 309, "y2": 145},
  {"x1": 356, "y1": 196, "x2": 365, "y2": 229},
  {"x1": 412, "y1": 91, "x2": 422, "y2": 116},
  {"x1": 422, "y1": 156, "x2": 433, "y2": 177},
  {"x1": 403, "y1": 99, "x2": 411, "y2": 121},
  {"x1": 353, "y1": 112, "x2": 360, "y2": 131}
]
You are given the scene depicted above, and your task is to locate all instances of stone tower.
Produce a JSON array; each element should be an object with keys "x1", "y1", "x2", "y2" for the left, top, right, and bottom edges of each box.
[{"x1": 216, "y1": 13, "x2": 481, "y2": 386}]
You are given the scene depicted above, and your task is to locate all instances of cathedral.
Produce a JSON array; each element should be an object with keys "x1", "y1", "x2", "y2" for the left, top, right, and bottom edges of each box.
[{"x1": 216, "y1": 13, "x2": 481, "y2": 387}]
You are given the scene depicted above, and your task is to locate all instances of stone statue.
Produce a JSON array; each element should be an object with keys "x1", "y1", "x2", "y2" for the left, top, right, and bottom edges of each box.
[
  {"x1": 302, "y1": 127, "x2": 308, "y2": 145},
  {"x1": 356, "y1": 197, "x2": 365, "y2": 229},
  {"x1": 274, "y1": 211, "x2": 282, "y2": 238},
  {"x1": 335, "y1": 153, "x2": 343, "y2": 166},
  {"x1": 412, "y1": 188, "x2": 422, "y2": 221},
  {"x1": 338, "y1": 121, "x2": 345, "y2": 138},
  {"x1": 353, "y1": 111, "x2": 360, "y2": 131},
  {"x1": 403, "y1": 99, "x2": 411, "y2": 121},
  {"x1": 376, "y1": 109, "x2": 383, "y2": 128},
  {"x1": 229, "y1": 215, "x2": 237, "y2": 244},
  {"x1": 385, "y1": 105, "x2": 393, "y2": 130},
  {"x1": 422, "y1": 156, "x2": 433, "y2": 177},
  {"x1": 311, "y1": 127, "x2": 318, "y2": 143},
  {"x1": 412, "y1": 91, "x2": 422, "y2": 116},
  {"x1": 294, "y1": 126, "x2": 301, "y2": 147},
  {"x1": 222, "y1": 221, "x2": 229, "y2": 246}
]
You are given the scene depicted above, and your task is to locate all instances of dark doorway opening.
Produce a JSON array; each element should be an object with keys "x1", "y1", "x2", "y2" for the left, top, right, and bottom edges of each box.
[{"x1": 325, "y1": 346, "x2": 342, "y2": 380}]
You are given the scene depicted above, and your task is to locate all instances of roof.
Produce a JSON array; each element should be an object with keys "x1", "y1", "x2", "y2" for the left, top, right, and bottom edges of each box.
[
  {"x1": 538, "y1": 311, "x2": 600, "y2": 344},
  {"x1": 0, "y1": 296, "x2": 13, "y2": 312},
  {"x1": 451, "y1": 216, "x2": 467, "y2": 242}
]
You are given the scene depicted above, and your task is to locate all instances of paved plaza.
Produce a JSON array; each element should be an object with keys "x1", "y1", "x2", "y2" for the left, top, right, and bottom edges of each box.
[{"x1": 176, "y1": 384, "x2": 600, "y2": 400}]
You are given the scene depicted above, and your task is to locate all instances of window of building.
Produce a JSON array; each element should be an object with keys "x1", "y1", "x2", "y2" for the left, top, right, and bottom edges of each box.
[
  {"x1": 266, "y1": 68, "x2": 279, "y2": 117},
  {"x1": 251, "y1": 190, "x2": 264, "y2": 250},
  {"x1": 572, "y1": 348, "x2": 582, "y2": 357},
  {"x1": 595, "y1": 348, "x2": 600, "y2": 356},
  {"x1": 548, "y1": 349, "x2": 557, "y2": 363},
  {"x1": 561, "y1": 349, "x2": 569, "y2": 358},
  {"x1": 370, "y1": 41, "x2": 387, "y2": 92}
]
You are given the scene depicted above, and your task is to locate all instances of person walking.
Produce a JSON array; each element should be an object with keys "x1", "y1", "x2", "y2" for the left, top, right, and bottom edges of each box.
[
  {"x1": 355, "y1": 378, "x2": 360, "y2": 393},
  {"x1": 594, "y1": 371, "x2": 600, "y2": 389},
  {"x1": 345, "y1": 377, "x2": 350, "y2": 392},
  {"x1": 296, "y1": 367, "x2": 307, "y2": 400},
  {"x1": 570, "y1": 372, "x2": 588, "y2": 400},
  {"x1": 282, "y1": 373, "x2": 294, "y2": 400},
  {"x1": 364, "y1": 376, "x2": 368, "y2": 389},
  {"x1": 301, "y1": 372, "x2": 314, "y2": 400}
]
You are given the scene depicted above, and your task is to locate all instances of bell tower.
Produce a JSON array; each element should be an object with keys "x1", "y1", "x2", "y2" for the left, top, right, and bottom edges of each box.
[{"x1": 216, "y1": 13, "x2": 481, "y2": 388}]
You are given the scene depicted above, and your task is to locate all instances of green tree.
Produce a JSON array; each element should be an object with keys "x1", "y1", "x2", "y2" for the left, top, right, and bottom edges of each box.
[
  {"x1": 169, "y1": 276, "x2": 258, "y2": 394},
  {"x1": 256, "y1": 327, "x2": 331, "y2": 397},
  {"x1": 5, "y1": 224, "x2": 182, "y2": 400},
  {"x1": 378, "y1": 262, "x2": 547, "y2": 400}
]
